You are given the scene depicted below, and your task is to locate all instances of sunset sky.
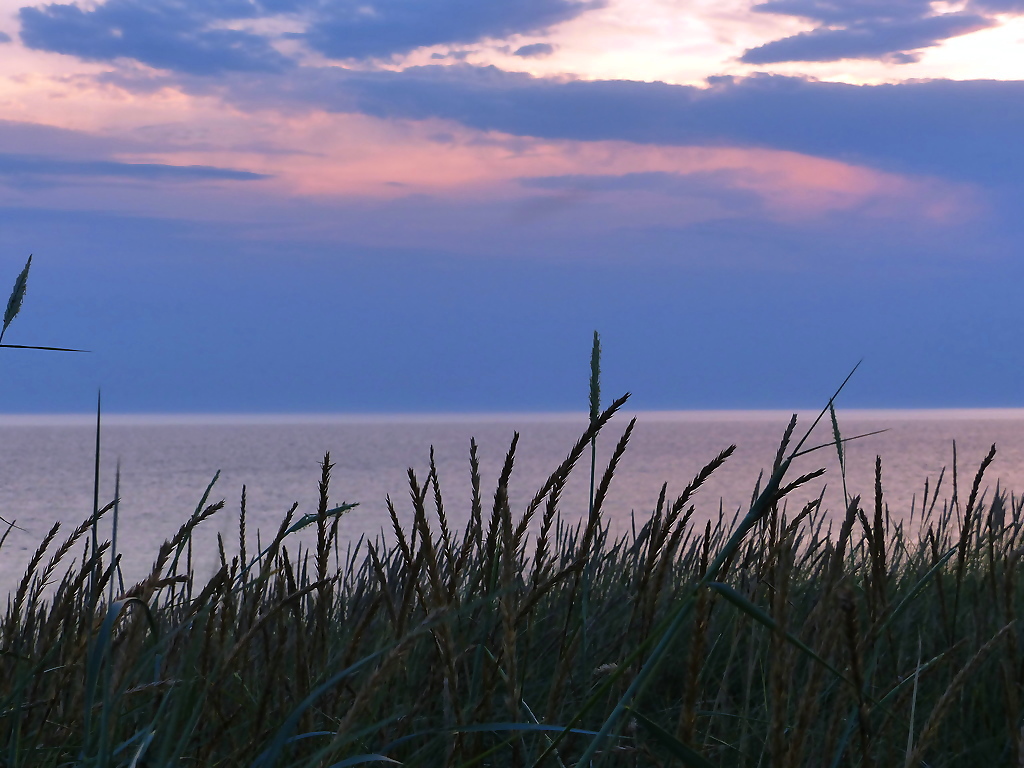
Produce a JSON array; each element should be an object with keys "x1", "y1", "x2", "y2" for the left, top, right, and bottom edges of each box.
[{"x1": 0, "y1": 0, "x2": 1022, "y2": 413}]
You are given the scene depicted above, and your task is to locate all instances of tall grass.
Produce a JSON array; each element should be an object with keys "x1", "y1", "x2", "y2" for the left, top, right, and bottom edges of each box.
[
  {"x1": 0, "y1": 262, "x2": 1017, "y2": 766},
  {"x1": 0, "y1": 397, "x2": 1019, "y2": 766}
]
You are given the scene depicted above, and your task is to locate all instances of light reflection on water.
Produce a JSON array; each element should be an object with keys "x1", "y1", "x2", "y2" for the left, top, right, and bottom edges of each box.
[{"x1": 0, "y1": 409, "x2": 1022, "y2": 588}]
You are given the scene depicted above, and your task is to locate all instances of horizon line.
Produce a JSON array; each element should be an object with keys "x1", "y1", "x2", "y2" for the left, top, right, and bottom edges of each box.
[{"x1": 0, "y1": 407, "x2": 1023, "y2": 426}]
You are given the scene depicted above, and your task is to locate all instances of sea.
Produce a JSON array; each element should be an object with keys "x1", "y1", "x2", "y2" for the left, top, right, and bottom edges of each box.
[{"x1": 1, "y1": 409, "x2": 1023, "y2": 591}]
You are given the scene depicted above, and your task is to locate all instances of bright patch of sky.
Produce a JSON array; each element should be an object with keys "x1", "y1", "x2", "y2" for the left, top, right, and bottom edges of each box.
[{"x1": 411, "y1": 0, "x2": 1024, "y2": 84}]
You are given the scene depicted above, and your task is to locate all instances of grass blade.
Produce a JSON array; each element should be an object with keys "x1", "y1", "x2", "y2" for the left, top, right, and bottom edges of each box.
[
  {"x1": 0, "y1": 254, "x2": 30, "y2": 344},
  {"x1": 628, "y1": 708, "x2": 714, "y2": 768}
]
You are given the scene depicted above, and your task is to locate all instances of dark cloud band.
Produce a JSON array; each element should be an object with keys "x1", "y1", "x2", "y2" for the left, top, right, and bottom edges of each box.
[
  {"x1": 746, "y1": 0, "x2": 1010, "y2": 63},
  {"x1": 304, "y1": 0, "x2": 599, "y2": 59},
  {"x1": 19, "y1": 1, "x2": 292, "y2": 75},
  {"x1": 17, "y1": 0, "x2": 601, "y2": 72},
  {"x1": 240, "y1": 65, "x2": 1019, "y2": 184},
  {"x1": 0, "y1": 153, "x2": 269, "y2": 182},
  {"x1": 514, "y1": 42, "x2": 555, "y2": 57},
  {"x1": 741, "y1": 13, "x2": 993, "y2": 64}
]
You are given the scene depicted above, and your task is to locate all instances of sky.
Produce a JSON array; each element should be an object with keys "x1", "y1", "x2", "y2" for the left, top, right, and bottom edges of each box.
[{"x1": 0, "y1": 0, "x2": 1023, "y2": 413}]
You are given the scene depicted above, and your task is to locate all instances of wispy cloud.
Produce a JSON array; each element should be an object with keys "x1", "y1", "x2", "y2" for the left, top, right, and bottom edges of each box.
[
  {"x1": 0, "y1": 153, "x2": 269, "y2": 184},
  {"x1": 513, "y1": 42, "x2": 556, "y2": 57},
  {"x1": 743, "y1": 0, "x2": 1000, "y2": 63},
  {"x1": 742, "y1": 14, "x2": 993, "y2": 64},
  {"x1": 303, "y1": 0, "x2": 602, "y2": 59}
]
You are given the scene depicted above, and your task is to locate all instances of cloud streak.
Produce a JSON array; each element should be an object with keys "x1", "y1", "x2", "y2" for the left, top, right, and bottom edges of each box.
[
  {"x1": 303, "y1": 0, "x2": 601, "y2": 59},
  {"x1": 0, "y1": 153, "x2": 269, "y2": 183},
  {"x1": 741, "y1": 13, "x2": 993, "y2": 64},
  {"x1": 514, "y1": 42, "x2": 555, "y2": 57},
  {"x1": 742, "y1": 0, "x2": 1010, "y2": 63}
]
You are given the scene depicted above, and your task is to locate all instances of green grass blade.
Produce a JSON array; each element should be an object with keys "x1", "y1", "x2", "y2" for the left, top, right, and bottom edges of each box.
[
  {"x1": 285, "y1": 503, "x2": 359, "y2": 536},
  {"x1": 250, "y1": 652, "x2": 387, "y2": 768},
  {"x1": 589, "y1": 330, "x2": 601, "y2": 519},
  {"x1": 707, "y1": 582, "x2": 851, "y2": 685},
  {"x1": 90, "y1": 390, "x2": 102, "y2": 598},
  {"x1": 0, "y1": 343, "x2": 86, "y2": 352},
  {"x1": 81, "y1": 598, "x2": 155, "y2": 760},
  {"x1": 628, "y1": 707, "x2": 715, "y2": 768},
  {"x1": 875, "y1": 547, "x2": 956, "y2": 639},
  {"x1": 829, "y1": 402, "x2": 849, "y2": 508},
  {"x1": 790, "y1": 360, "x2": 861, "y2": 457},
  {"x1": 589, "y1": 330, "x2": 601, "y2": 425},
  {"x1": 790, "y1": 429, "x2": 889, "y2": 460},
  {"x1": 328, "y1": 756, "x2": 402, "y2": 767},
  {"x1": 560, "y1": 455, "x2": 795, "y2": 768},
  {"x1": 0, "y1": 254, "x2": 30, "y2": 344},
  {"x1": 455, "y1": 723, "x2": 601, "y2": 735}
]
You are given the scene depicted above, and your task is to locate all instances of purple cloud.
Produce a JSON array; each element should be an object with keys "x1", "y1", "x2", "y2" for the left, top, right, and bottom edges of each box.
[
  {"x1": 17, "y1": 0, "x2": 601, "y2": 72},
  {"x1": 745, "y1": 0, "x2": 1004, "y2": 63},
  {"x1": 513, "y1": 42, "x2": 555, "y2": 57}
]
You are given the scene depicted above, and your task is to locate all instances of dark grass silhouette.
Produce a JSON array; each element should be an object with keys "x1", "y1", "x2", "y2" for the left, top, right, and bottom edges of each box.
[{"x1": 0, "y1": 273, "x2": 1017, "y2": 766}]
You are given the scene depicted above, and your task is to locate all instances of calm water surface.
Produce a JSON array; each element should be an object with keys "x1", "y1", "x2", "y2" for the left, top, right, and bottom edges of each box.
[{"x1": 1, "y1": 409, "x2": 1022, "y2": 588}]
